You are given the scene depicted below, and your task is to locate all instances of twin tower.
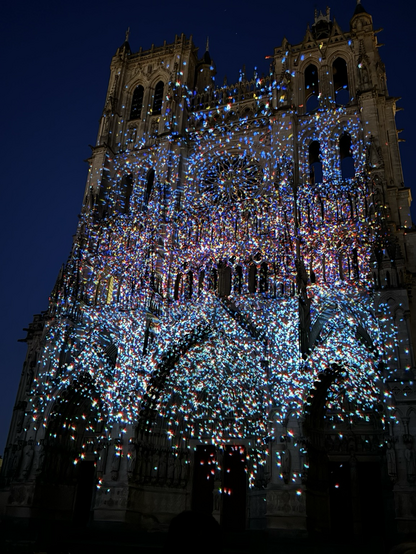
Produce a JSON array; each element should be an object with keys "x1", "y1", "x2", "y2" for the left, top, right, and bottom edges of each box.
[{"x1": 1, "y1": 3, "x2": 416, "y2": 538}]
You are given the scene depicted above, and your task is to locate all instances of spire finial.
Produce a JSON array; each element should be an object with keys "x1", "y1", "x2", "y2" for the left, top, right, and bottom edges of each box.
[
  {"x1": 206, "y1": 36, "x2": 209, "y2": 52},
  {"x1": 357, "y1": 0, "x2": 361, "y2": 4},
  {"x1": 125, "y1": 27, "x2": 130, "y2": 42}
]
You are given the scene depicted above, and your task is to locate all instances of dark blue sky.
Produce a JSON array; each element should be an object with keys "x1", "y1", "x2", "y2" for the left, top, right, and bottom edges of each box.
[{"x1": 0, "y1": 0, "x2": 414, "y2": 454}]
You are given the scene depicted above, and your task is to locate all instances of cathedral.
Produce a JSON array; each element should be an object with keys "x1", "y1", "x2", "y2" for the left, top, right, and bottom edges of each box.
[{"x1": 1, "y1": 2, "x2": 416, "y2": 540}]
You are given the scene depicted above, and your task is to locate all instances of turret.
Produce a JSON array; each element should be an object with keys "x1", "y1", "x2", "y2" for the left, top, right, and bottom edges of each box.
[{"x1": 195, "y1": 38, "x2": 216, "y2": 91}]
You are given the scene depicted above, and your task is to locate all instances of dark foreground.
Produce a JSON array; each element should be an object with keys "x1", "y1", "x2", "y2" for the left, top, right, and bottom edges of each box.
[{"x1": 1, "y1": 522, "x2": 416, "y2": 554}]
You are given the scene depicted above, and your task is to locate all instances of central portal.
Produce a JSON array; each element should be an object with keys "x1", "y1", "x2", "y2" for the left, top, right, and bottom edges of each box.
[
  {"x1": 191, "y1": 444, "x2": 247, "y2": 530},
  {"x1": 192, "y1": 445, "x2": 216, "y2": 513},
  {"x1": 222, "y1": 445, "x2": 247, "y2": 531}
]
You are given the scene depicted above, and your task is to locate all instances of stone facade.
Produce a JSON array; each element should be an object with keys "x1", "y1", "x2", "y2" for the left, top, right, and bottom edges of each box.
[{"x1": 1, "y1": 3, "x2": 416, "y2": 538}]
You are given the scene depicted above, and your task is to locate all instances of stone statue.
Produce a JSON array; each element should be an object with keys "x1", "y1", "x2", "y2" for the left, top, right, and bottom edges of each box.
[
  {"x1": 369, "y1": 138, "x2": 382, "y2": 168},
  {"x1": 10, "y1": 447, "x2": 22, "y2": 478},
  {"x1": 386, "y1": 441, "x2": 397, "y2": 482},
  {"x1": 167, "y1": 452, "x2": 175, "y2": 485},
  {"x1": 20, "y1": 441, "x2": 34, "y2": 479},
  {"x1": 127, "y1": 441, "x2": 137, "y2": 479},
  {"x1": 279, "y1": 71, "x2": 292, "y2": 105},
  {"x1": 405, "y1": 443, "x2": 416, "y2": 484},
  {"x1": 281, "y1": 448, "x2": 291, "y2": 484},
  {"x1": 15, "y1": 410, "x2": 25, "y2": 434},
  {"x1": 159, "y1": 448, "x2": 167, "y2": 485},
  {"x1": 111, "y1": 444, "x2": 121, "y2": 481},
  {"x1": 35, "y1": 443, "x2": 45, "y2": 475},
  {"x1": 97, "y1": 443, "x2": 108, "y2": 477}
]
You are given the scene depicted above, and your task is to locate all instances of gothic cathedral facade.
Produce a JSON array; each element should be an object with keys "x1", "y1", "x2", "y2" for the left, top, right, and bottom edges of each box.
[{"x1": 2, "y1": 3, "x2": 416, "y2": 537}]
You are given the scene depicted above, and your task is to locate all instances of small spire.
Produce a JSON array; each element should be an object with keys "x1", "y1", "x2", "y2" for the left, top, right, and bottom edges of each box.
[
  {"x1": 357, "y1": 0, "x2": 361, "y2": 4},
  {"x1": 125, "y1": 27, "x2": 130, "y2": 42},
  {"x1": 206, "y1": 36, "x2": 209, "y2": 52}
]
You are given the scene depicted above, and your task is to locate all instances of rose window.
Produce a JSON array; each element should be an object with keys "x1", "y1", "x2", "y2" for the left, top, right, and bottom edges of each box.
[{"x1": 201, "y1": 155, "x2": 261, "y2": 205}]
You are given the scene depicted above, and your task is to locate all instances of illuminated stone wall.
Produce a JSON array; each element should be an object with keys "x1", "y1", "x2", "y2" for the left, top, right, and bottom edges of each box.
[{"x1": 1, "y1": 5, "x2": 415, "y2": 535}]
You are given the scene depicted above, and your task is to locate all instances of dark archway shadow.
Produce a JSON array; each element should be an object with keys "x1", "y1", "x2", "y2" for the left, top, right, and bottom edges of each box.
[
  {"x1": 37, "y1": 374, "x2": 102, "y2": 525},
  {"x1": 302, "y1": 365, "x2": 391, "y2": 540}
]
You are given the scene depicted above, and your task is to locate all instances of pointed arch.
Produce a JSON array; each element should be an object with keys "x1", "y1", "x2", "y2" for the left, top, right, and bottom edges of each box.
[
  {"x1": 174, "y1": 273, "x2": 183, "y2": 301},
  {"x1": 145, "y1": 168, "x2": 155, "y2": 205},
  {"x1": 130, "y1": 85, "x2": 144, "y2": 120},
  {"x1": 218, "y1": 263, "x2": 232, "y2": 297},
  {"x1": 153, "y1": 81, "x2": 164, "y2": 115},
  {"x1": 339, "y1": 133, "x2": 355, "y2": 179},
  {"x1": 234, "y1": 265, "x2": 243, "y2": 295},
  {"x1": 248, "y1": 263, "x2": 257, "y2": 293},
  {"x1": 333, "y1": 57, "x2": 349, "y2": 105},
  {"x1": 259, "y1": 262, "x2": 268, "y2": 293},
  {"x1": 309, "y1": 140, "x2": 323, "y2": 184}
]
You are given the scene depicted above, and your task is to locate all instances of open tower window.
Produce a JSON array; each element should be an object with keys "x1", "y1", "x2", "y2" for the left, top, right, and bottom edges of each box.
[
  {"x1": 309, "y1": 141, "x2": 323, "y2": 184},
  {"x1": 305, "y1": 64, "x2": 319, "y2": 112},
  {"x1": 153, "y1": 81, "x2": 164, "y2": 115},
  {"x1": 339, "y1": 134, "x2": 355, "y2": 179},
  {"x1": 333, "y1": 58, "x2": 349, "y2": 105},
  {"x1": 130, "y1": 85, "x2": 144, "y2": 120}
]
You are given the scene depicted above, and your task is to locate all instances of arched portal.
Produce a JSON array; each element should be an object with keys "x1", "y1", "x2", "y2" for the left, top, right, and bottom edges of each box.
[
  {"x1": 134, "y1": 305, "x2": 268, "y2": 530},
  {"x1": 302, "y1": 365, "x2": 390, "y2": 538},
  {"x1": 38, "y1": 374, "x2": 103, "y2": 525}
]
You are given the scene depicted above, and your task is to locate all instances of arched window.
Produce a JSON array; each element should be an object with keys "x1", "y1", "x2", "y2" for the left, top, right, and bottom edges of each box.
[
  {"x1": 120, "y1": 174, "x2": 133, "y2": 214},
  {"x1": 144, "y1": 169, "x2": 155, "y2": 205},
  {"x1": 333, "y1": 58, "x2": 349, "y2": 105},
  {"x1": 234, "y1": 265, "x2": 242, "y2": 295},
  {"x1": 305, "y1": 64, "x2": 319, "y2": 112},
  {"x1": 339, "y1": 134, "x2": 355, "y2": 179},
  {"x1": 309, "y1": 141, "x2": 323, "y2": 184},
  {"x1": 174, "y1": 273, "x2": 183, "y2": 300},
  {"x1": 248, "y1": 264, "x2": 257, "y2": 293},
  {"x1": 218, "y1": 263, "x2": 231, "y2": 297},
  {"x1": 130, "y1": 85, "x2": 144, "y2": 119},
  {"x1": 211, "y1": 267, "x2": 218, "y2": 292},
  {"x1": 198, "y1": 270, "x2": 205, "y2": 295},
  {"x1": 97, "y1": 176, "x2": 110, "y2": 219},
  {"x1": 153, "y1": 81, "x2": 164, "y2": 115},
  {"x1": 352, "y1": 248, "x2": 359, "y2": 280},
  {"x1": 259, "y1": 262, "x2": 268, "y2": 293},
  {"x1": 185, "y1": 271, "x2": 193, "y2": 299}
]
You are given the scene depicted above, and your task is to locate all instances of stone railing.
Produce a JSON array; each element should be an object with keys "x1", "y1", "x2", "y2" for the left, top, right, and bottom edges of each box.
[{"x1": 189, "y1": 75, "x2": 274, "y2": 112}]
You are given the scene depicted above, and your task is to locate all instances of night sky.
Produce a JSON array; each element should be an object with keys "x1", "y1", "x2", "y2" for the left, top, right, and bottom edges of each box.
[{"x1": 1, "y1": 0, "x2": 414, "y2": 455}]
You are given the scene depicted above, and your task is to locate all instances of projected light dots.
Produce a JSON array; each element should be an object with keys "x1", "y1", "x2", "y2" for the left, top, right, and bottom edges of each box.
[{"x1": 30, "y1": 74, "x2": 397, "y2": 486}]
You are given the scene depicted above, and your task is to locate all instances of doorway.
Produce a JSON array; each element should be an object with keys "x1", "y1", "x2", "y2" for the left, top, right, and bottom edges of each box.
[
  {"x1": 329, "y1": 461, "x2": 353, "y2": 533},
  {"x1": 192, "y1": 445, "x2": 216, "y2": 514},
  {"x1": 357, "y1": 461, "x2": 384, "y2": 536},
  {"x1": 72, "y1": 460, "x2": 95, "y2": 526},
  {"x1": 222, "y1": 445, "x2": 246, "y2": 530}
]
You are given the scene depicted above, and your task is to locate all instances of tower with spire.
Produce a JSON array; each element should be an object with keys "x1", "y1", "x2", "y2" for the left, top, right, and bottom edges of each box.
[{"x1": 1, "y1": 3, "x2": 415, "y2": 540}]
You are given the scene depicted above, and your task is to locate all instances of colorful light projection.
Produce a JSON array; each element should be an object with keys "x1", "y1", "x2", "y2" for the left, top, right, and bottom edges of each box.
[{"x1": 29, "y1": 75, "x2": 397, "y2": 478}]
